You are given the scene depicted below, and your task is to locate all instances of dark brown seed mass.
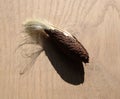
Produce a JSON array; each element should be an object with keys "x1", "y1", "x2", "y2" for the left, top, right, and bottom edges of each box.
[{"x1": 44, "y1": 29, "x2": 89, "y2": 63}]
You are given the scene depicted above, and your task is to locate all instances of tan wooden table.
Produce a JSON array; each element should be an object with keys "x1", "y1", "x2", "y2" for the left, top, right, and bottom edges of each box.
[{"x1": 0, "y1": 0, "x2": 120, "y2": 99}]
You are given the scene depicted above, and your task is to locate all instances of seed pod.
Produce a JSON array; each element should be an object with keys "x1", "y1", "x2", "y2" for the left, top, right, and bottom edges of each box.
[{"x1": 24, "y1": 20, "x2": 89, "y2": 63}]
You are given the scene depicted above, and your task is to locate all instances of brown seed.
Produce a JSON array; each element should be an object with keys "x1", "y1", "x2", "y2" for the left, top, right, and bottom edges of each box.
[{"x1": 44, "y1": 29, "x2": 89, "y2": 63}]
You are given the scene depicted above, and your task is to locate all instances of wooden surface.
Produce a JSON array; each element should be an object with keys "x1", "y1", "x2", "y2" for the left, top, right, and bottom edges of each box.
[{"x1": 0, "y1": 0, "x2": 120, "y2": 99}]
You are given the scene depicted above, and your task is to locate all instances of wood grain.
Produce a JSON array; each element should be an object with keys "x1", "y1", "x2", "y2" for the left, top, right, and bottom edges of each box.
[{"x1": 0, "y1": 0, "x2": 120, "y2": 99}]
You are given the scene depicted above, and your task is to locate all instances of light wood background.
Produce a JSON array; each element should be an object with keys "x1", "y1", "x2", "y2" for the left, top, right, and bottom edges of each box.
[{"x1": 0, "y1": 0, "x2": 120, "y2": 99}]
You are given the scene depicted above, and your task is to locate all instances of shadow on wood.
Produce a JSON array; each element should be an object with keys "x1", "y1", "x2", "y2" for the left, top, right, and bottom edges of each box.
[
  {"x1": 42, "y1": 37, "x2": 85, "y2": 85},
  {"x1": 17, "y1": 31, "x2": 84, "y2": 85}
]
